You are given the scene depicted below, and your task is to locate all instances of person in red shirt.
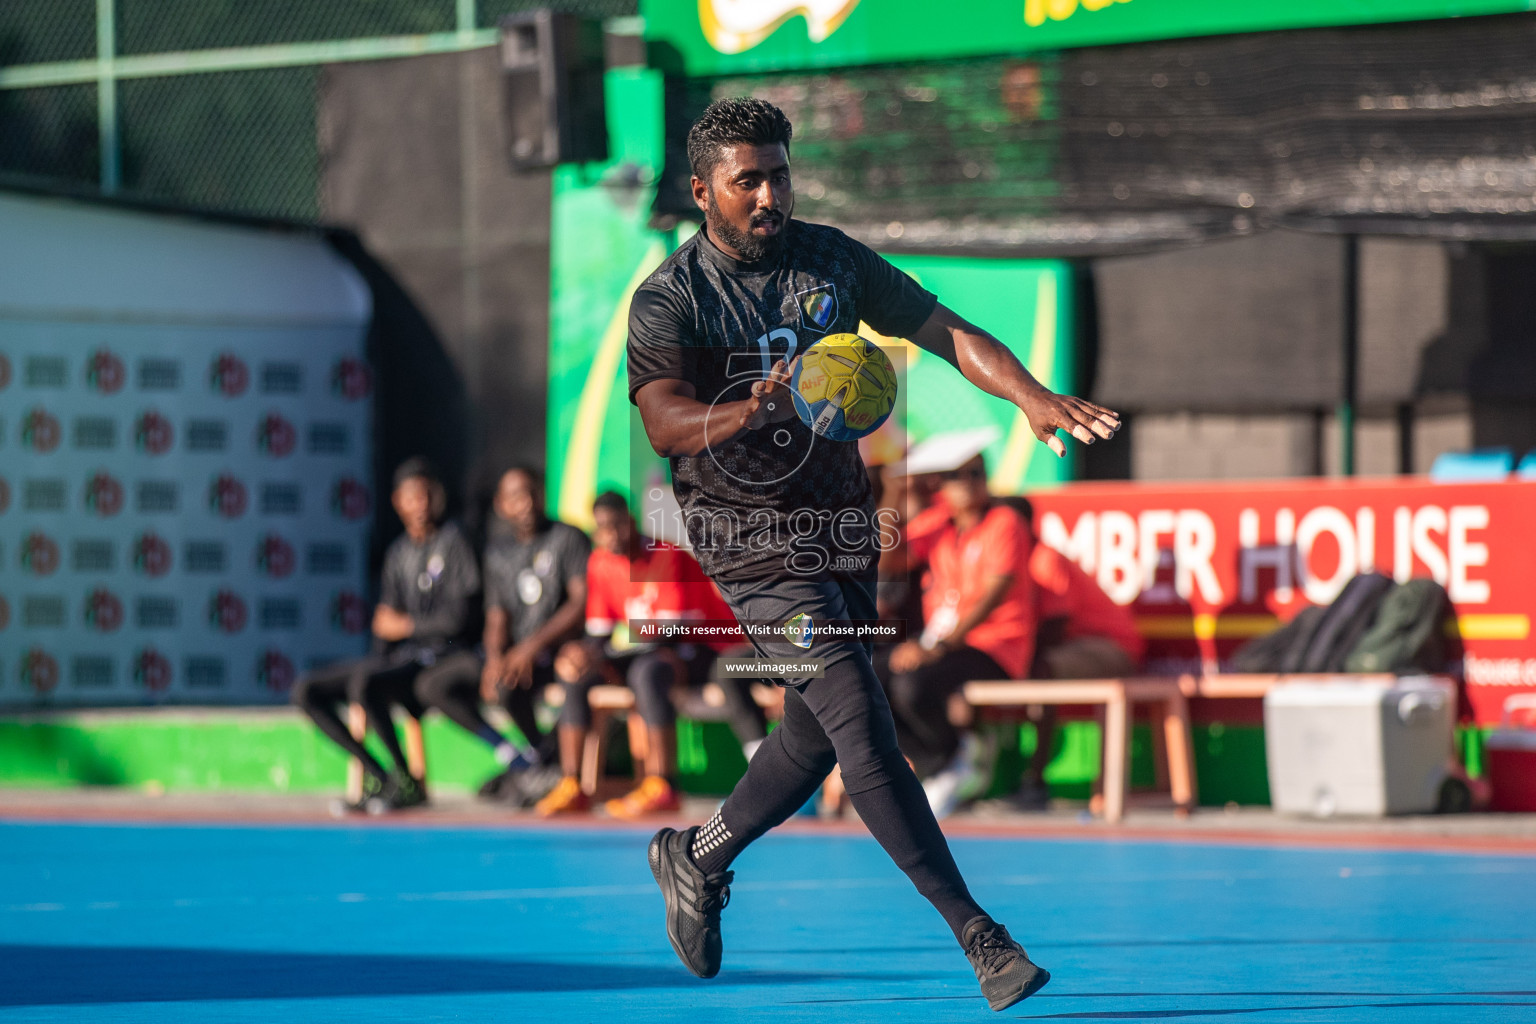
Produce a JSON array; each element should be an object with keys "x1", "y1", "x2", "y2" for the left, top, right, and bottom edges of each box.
[
  {"x1": 886, "y1": 448, "x2": 1037, "y2": 814},
  {"x1": 537, "y1": 491, "x2": 740, "y2": 819},
  {"x1": 1000, "y1": 495, "x2": 1145, "y2": 806}
]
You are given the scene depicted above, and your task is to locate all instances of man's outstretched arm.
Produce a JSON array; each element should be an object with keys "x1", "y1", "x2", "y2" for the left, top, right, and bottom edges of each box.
[
  {"x1": 633, "y1": 359, "x2": 796, "y2": 458},
  {"x1": 909, "y1": 303, "x2": 1119, "y2": 457}
]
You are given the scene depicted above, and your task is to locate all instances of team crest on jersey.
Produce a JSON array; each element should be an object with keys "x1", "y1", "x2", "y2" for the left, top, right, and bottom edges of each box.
[
  {"x1": 795, "y1": 284, "x2": 838, "y2": 333},
  {"x1": 783, "y1": 612, "x2": 814, "y2": 650}
]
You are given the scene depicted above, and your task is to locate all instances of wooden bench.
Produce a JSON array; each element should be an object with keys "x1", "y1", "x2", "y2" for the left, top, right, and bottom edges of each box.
[{"x1": 962, "y1": 677, "x2": 1196, "y2": 824}]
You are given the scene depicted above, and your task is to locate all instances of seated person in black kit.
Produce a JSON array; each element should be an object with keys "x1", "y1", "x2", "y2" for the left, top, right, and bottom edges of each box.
[
  {"x1": 413, "y1": 466, "x2": 590, "y2": 803},
  {"x1": 292, "y1": 458, "x2": 480, "y2": 814}
]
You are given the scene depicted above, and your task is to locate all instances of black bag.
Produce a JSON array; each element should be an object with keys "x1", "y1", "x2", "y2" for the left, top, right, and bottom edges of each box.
[
  {"x1": 1230, "y1": 604, "x2": 1326, "y2": 673},
  {"x1": 1297, "y1": 572, "x2": 1396, "y2": 673},
  {"x1": 1344, "y1": 578, "x2": 1450, "y2": 674}
]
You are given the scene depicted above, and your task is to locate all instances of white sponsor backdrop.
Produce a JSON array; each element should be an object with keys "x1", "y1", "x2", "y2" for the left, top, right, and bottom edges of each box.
[{"x1": 0, "y1": 192, "x2": 374, "y2": 706}]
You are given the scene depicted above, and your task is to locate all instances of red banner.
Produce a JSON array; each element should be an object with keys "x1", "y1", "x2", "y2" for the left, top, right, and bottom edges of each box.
[{"x1": 1030, "y1": 478, "x2": 1536, "y2": 726}]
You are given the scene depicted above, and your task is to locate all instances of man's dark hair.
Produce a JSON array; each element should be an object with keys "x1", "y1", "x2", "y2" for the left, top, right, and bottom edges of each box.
[
  {"x1": 999, "y1": 494, "x2": 1035, "y2": 529},
  {"x1": 393, "y1": 456, "x2": 440, "y2": 490},
  {"x1": 592, "y1": 490, "x2": 629, "y2": 515},
  {"x1": 687, "y1": 97, "x2": 793, "y2": 182}
]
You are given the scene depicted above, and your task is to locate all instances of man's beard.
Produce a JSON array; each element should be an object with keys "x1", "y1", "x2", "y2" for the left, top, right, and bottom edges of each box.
[{"x1": 706, "y1": 191, "x2": 790, "y2": 262}]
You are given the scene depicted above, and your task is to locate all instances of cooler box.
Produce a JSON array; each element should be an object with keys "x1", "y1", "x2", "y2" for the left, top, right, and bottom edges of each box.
[
  {"x1": 1264, "y1": 676, "x2": 1455, "y2": 817},
  {"x1": 1486, "y1": 695, "x2": 1536, "y2": 813}
]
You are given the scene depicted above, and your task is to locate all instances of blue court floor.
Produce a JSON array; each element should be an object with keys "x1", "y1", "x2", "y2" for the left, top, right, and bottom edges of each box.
[{"x1": 1, "y1": 819, "x2": 1533, "y2": 1023}]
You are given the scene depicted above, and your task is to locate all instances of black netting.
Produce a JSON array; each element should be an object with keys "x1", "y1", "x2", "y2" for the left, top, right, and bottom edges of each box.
[
  {"x1": 119, "y1": 67, "x2": 319, "y2": 220},
  {"x1": 0, "y1": 0, "x2": 96, "y2": 65},
  {"x1": 656, "y1": 14, "x2": 1536, "y2": 255},
  {"x1": 117, "y1": 0, "x2": 456, "y2": 55},
  {"x1": 0, "y1": 83, "x2": 98, "y2": 186}
]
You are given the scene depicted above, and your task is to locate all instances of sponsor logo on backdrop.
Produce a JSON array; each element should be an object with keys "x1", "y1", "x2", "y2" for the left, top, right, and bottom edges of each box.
[
  {"x1": 210, "y1": 352, "x2": 249, "y2": 397},
  {"x1": 0, "y1": 595, "x2": 9, "y2": 631},
  {"x1": 209, "y1": 590, "x2": 248, "y2": 633},
  {"x1": 187, "y1": 419, "x2": 228, "y2": 452},
  {"x1": 184, "y1": 657, "x2": 226, "y2": 688},
  {"x1": 72, "y1": 416, "x2": 116, "y2": 449},
  {"x1": 256, "y1": 534, "x2": 296, "y2": 579},
  {"x1": 699, "y1": 0, "x2": 860, "y2": 53},
  {"x1": 256, "y1": 414, "x2": 297, "y2": 457},
  {"x1": 209, "y1": 474, "x2": 248, "y2": 519},
  {"x1": 133, "y1": 531, "x2": 173, "y2": 577},
  {"x1": 260, "y1": 362, "x2": 304, "y2": 394},
  {"x1": 72, "y1": 539, "x2": 114, "y2": 571},
  {"x1": 84, "y1": 472, "x2": 125, "y2": 517},
  {"x1": 332, "y1": 477, "x2": 370, "y2": 521},
  {"x1": 0, "y1": 476, "x2": 9, "y2": 514},
  {"x1": 72, "y1": 656, "x2": 115, "y2": 688},
  {"x1": 331, "y1": 591, "x2": 367, "y2": 635},
  {"x1": 135, "y1": 410, "x2": 175, "y2": 454},
  {"x1": 20, "y1": 408, "x2": 61, "y2": 453},
  {"x1": 84, "y1": 588, "x2": 125, "y2": 632},
  {"x1": 0, "y1": 352, "x2": 10, "y2": 390},
  {"x1": 137, "y1": 358, "x2": 181, "y2": 391},
  {"x1": 134, "y1": 647, "x2": 172, "y2": 691},
  {"x1": 26, "y1": 356, "x2": 67, "y2": 387},
  {"x1": 1025, "y1": 0, "x2": 1133, "y2": 30},
  {"x1": 258, "y1": 649, "x2": 296, "y2": 693},
  {"x1": 21, "y1": 648, "x2": 59, "y2": 693},
  {"x1": 22, "y1": 596, "x2": 65, "y2": 628},
  {"x1": 21, "y1": 532, "x2": 59, "y2": 576},
  {"x1": 331, "y1": 356, "x2": 373, "y2": 400},
  {"x1": 86, "y1": 348, "x2": 126, "y2": 394}
]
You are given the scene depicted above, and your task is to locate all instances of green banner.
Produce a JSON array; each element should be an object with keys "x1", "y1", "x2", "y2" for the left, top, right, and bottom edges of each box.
[{"x1": 643, "y1": 0, "x2": 1534, "y2": 76}]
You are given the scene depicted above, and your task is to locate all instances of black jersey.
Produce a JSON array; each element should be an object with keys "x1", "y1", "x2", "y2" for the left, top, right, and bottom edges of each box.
[
  {"x1": 627, "y1": 220, "x2": 936, "y2": 580},
  {"x1": 378, "y1": 521, "x2": 480, "y2": 651},
  {"x1": 483, "y1": 519, "x2": 590, "y2": 645}
]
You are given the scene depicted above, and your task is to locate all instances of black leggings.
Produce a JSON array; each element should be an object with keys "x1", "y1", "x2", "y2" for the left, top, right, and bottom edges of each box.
[
  {"x1": 886, "y1": 645, "x2": 1006, "y2": 779},
  {"x1": 701, "y1": 572, "x2": 987, "y2": 944},
  {"x1": 291, "y1": 655, "x2": 423, "y2": 783},
  {"x1": 413, "y1": 650, "x2": 551, "y2": 756},
  {"x1": 560, "y1": 649, "x2": 677, "y2": 730}
]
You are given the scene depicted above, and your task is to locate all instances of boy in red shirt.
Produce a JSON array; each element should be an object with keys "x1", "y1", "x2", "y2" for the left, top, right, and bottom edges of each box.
[
  {"x1": 887, "y1": 445, "x2": 1037, "y2": 815},
  {"x1": 537, "y1": 491, "x2": 738, "y2": 818}
]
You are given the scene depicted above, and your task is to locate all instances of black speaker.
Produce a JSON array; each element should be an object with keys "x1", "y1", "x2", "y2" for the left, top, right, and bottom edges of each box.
[{"x1": 500, "y1": 9, "x2": 608, "y2": 170}]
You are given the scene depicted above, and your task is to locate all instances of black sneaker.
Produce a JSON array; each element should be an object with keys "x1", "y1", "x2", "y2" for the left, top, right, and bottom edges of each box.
[
  {"x1": 962, "y1": 916, "x2": 1051, "y2": 1012},
  {"x1": 329, "y1": 771, "x2": 385, "y2": 817},
  {"x1": 366, "y1": 772, "x2": 428, "y2": 815},
  {"x1": 648, "y1": 826, "x2": 733, "y2": 979}
]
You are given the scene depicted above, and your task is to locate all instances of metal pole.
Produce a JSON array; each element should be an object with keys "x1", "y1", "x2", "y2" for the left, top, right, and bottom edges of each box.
[
  {"x1": 1339, "y1": 234, "x2": 1359, "y2": 476},
  {"x1": 97, "y1": 0, "x2": 119, "y2": 193}
]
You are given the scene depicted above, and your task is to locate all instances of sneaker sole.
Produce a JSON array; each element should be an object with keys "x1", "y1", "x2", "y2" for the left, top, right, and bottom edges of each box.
[
  {"x1": 987, "y1": 963, "x2": 1051, "y2": 1012},
  {"x1": 648, "y1": 829, "x2": 717, "y2": 979}
]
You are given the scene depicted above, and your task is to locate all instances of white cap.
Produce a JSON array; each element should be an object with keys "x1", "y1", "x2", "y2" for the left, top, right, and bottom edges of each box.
[{"x1": 899, "y1": 426, "x2": 1001, "y2": 476}]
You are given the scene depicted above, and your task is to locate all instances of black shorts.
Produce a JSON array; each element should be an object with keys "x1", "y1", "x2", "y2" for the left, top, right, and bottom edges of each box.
[{"x1": 712, "y1": 570, "x2": 879, "y2": 687}]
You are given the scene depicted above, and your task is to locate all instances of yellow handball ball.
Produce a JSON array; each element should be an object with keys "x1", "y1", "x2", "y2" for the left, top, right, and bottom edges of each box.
[{"x1": 791, "y1": 333, "x2": 899, "y2": 441}]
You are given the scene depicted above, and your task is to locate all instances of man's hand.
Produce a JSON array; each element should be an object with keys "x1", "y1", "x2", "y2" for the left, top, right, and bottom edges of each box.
[
  {"x1": 741, "y1": 356, "x2": 800, "y2": 432},
  {"x1": 372, "y1": 605, "x2": 414, "y2": 642},
  {"x1": 502, "y1": 642, "x2": 540, "y2": 690},
  {"x1": 889, "y1": 640, "x2": 941, "y2": 675},
  {"x1": 554, "y1": 640, "x2": 595, "y2": 683},
  {"x1": 480, "y1": 655, "x2": 504, "y2": 702},
  {"x1": 1017, "y1": 384, "x2": 1120, "y2": 459}
]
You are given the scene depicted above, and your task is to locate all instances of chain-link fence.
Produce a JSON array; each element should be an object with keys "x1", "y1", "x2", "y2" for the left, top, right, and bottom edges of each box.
[{"x1": 0, "y1": 0, "x2": 637, "y2": 221}]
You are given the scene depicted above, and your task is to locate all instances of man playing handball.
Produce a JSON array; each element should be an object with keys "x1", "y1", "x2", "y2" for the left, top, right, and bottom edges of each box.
[{"x1": 628, "y1": 98, "x2": 1119, "y2": 1012}]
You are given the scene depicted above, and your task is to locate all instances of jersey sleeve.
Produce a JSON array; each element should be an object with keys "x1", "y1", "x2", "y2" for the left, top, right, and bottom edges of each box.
[
  {"x1": 847, "y1": 235, "x2": 938, "y2": 340},
  {"x1": 558, "y1": 525, "x2": 592, "y2": 587},
  {"x1": 627, "y1": 283, "x2": 699, "y2": 402},
  {"x1": 584, "y1": 553, "x2": 620, "y2": 636},
  {"x1": 378, "y1": 539, "x2": 407, "y2": 611}
]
